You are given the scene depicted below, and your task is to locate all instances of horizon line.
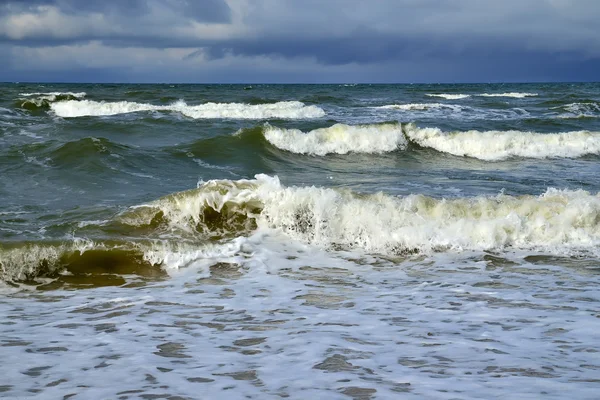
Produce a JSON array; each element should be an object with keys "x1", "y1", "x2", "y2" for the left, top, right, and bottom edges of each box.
[{"x1": 1, "y1": 80, "x2": 599, "y2": 85}]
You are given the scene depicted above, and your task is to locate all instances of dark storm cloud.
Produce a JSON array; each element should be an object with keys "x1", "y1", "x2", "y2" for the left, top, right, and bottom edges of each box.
[
  {"x1": 1, "y1": 0, "x2": 599, "y2": 82},
  {"x1": 198, "y1": 31, "x2": 465, "y2": 65}
]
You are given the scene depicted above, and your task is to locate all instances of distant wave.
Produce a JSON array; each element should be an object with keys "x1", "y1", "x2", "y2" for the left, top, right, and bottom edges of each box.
[
  {"x1": 378, "y1": 103, "x2": 463, "y2": 111},
  {"x1": 19, "y1": 91, "x2": 87, "y2": 99},
  {"x1": 16, "y1": 92, "x2": 87, "y2": 110},
  {"x1": 426, "y1": 94, "x2": 471, "y2": 100},
  {"x1": 181, "y1": 122, "x2": 600, "y2": 161},
  {"x1": 263, "y1": 122, "x2": 407, "y2": 155},
  {"x1": 49, "y1": 99, "x2": 325, "y2": 119},
  {"x1": 553, "y1": 102, "x2": 600, "y2": 119},
  {"x1": 479, "y1": 92, "x2": 538, "y2": 98},
  {"x1": 403, "y1": 123, "x2": 600, "y2": 160}
]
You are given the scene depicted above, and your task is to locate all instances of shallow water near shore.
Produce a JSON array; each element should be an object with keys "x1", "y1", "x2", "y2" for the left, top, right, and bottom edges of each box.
[{"x1": 1, "y1": 83, "x2": 600, "y2": 399}]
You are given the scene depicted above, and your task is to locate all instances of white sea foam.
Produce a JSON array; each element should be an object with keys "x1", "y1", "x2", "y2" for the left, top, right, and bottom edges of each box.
[
  {"x1": 125, "y1": 175, "x2": 600, "y2": 257},
  {"x1": 378, "y1": 103, "x2": 462, "y2": 111},
  {"x1": 2, "y1": 232, "x2": 598, "y2": 399},
  {"x1": 426, "y1": 94, "x2": 471, "y2": 100},
  {"x1": 19, "y1": 91, "x2": 87, "y2": 98},
  {"x1": 50, "y1": 99, "x2": 325, "y2": 119},
  {"x1": 479, "y1": 92, "x2": 538, "y2": 98},
  {"x1": 0, "y1": 239, "x2": 96, "y2": 281},
  {"x1": 377, "y1": 103, "x2": 529, "y2": 120},
  {"x1": 0, "y1": 238, "x2": 246, "y2": 282},
  {"x1": 403, "y1": 124, "x2": 600, "y2": 160},
  {"x1": 263, "y1": 123, "x2": 407, "y2": 155},
  {"x1": 554, "y1": 102, "x2": 600, "y2": 119}
]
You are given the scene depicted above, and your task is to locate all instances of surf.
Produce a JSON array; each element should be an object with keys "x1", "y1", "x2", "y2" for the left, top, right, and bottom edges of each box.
[
  {"x1": 403, "y1": 123, "x2": 600, "y2": 160},
  {"x1": 262, "y1": 122, "x2": 407, "y2": 155},
  {"x1": 49, "y1": 99, "x2": 326, "y2": 119}
]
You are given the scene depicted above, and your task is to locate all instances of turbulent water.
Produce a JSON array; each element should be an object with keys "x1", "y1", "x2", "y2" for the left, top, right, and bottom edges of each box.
[{"x1": 1, "y1": 83, "x2": 600, "y2": 399}]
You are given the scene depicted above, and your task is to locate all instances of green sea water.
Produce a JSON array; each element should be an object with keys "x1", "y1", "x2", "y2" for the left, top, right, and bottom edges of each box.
[{"x1": 1, "y1": 83, "x2": 599, "y2": 399}]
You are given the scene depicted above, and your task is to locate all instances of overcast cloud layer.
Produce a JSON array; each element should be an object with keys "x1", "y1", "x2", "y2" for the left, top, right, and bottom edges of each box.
[{"x1": 1, "y1": 0, "x2": 599, "y2": 83}]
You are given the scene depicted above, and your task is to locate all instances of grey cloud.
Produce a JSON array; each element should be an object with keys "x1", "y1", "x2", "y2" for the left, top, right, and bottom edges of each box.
[
  {"x1": 1, "y1": 0, "x2": 600, "y2": 82},
  {"x1": 0, "y1": 0, "x2": 230, "y2": 22}
]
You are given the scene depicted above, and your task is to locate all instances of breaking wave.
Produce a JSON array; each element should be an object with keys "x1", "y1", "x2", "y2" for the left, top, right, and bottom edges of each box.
[
  {"x1": 5, "y1": 175, "x2": 600, "y2": 282},
  {"x1": 16, "y1": 92, "x2": 87, "y2": 110},
  {"x1": 50, "y1": 99, "x2": 325, "y2": 119},
  {"x1": 115, "y1": 175, "x2": 600, "y2": 258},
  {"x1": 553, "y1": 102, "x2": 600, "y2": 119},
  {"x1": 102, "y1": 175, "x2": 600, "y2": 256},
  {"x1": 262, "y1": 122, "x2": 407, "y2": 155},
  {"x1": 426, "y1": 94, "x2": 471, "y2": 100},
  {"x1": 185, "y1": 122, "x2": 600, "y2": 161},
  {"x1": 0, "y1": 239, "x2": 239, "y2": 284},
  {"x1": 479, "y1": 92, "x2": 538, "y2": 98},
  {"x1": 403, "y1": 123, "x2": 600, "y2": 161},
  {"x1": 19, "y1": 91, "x2": 87, "y2": 99}
]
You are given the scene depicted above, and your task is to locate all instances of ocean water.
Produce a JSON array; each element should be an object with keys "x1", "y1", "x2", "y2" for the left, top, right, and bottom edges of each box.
[{"x1": 1, "y1": 83, "x2": 600, "y2": 399}]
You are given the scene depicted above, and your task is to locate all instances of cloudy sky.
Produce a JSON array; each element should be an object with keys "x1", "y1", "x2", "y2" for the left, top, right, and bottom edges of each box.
[{"x1": 1, "y1": 0, "x2": 599, "y2": 83}]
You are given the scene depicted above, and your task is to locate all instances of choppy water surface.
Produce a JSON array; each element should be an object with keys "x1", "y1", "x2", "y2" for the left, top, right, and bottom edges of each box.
[{"x1": 1, "y1": 83, "x2": 600, "y2": 399}]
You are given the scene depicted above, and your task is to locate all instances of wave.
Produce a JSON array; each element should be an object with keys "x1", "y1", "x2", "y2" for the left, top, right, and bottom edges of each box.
[
  {"x1": 50, "y1": 99, "x2": 325, "y2": 119},
  {"x1": 0, "y1": 239, "x2": 234, "y2": 284},
  {"x1": 479, "y1": 92, "x2": 537, "y2": 98},
  {"x1": 16, "y1": 92, "x2": 87, "y2": 111},
  {"x1": 6, "y1": 175, "x2": 600, "y2": 282},
  {"x1": 7, "y1": 137, "x2": 130, "y2": 169},
  {"x1": 426, "y1": 94, "x2": 471, "y2": 100},
  {"x1": 263, "y1": 122, "x2": 407, "y2": 155},
  {"x1": 18, "y1": 91, "x2": 86, "y2": 99},
  {"x1": 118, "y1": 175, "x2": 600, "y2": 256},
  {"x1": 183, "y1": 122, "x2": 600, "y2": 161},
  {"x1": 403, "y1": 123, "x2": 600, "y2": 160},
  {"x1": 50, "y1": 137, "x2": 130, "y2": 167},
  {"x1": 553, "y1": 102, "x2": 600, "y2": 119}
]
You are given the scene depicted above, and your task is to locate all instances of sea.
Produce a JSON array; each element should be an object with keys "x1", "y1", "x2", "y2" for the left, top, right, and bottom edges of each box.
[{"x1": 1, "y1": 83, "x2": 599, "y2": 399}]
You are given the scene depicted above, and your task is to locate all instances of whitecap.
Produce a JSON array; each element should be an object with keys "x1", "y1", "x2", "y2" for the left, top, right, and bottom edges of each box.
[
  {"x1": 50, "y1": 99, "x2": 325, "y2": 119},
  {"x1": 403, "y1": 123, "x2": 600, "y2": 160},
  {"x1": 479, "y1": 92, "x2": 538, "y2": 98},
  {"x1": 426, "y1": 94, "x2": 471, "y2": 100},
  {"x1": 123, "y1": 175, "x2": 600, "y2": 257},
  {"x1": 263, "y1": 123, "x2": 407, "y2": 155}
]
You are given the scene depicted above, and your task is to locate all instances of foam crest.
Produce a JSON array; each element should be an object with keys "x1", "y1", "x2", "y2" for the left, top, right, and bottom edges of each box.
[
  {"x1": 555, "y1": 102, "x2": 600, "y2": 119},
  {"x1": 263, "y1": 123, "x2": 407, "y2": 155},
  {"x1": 427, "y1": 94, "x2": 471, "y2": 99},
  {"x1": 479, "y1": 92, "x2": 537, "y2": 98},
  {"x1": 19, "y1": 91, "x2": 87, "y2": 99},
  {"x1": 403, "y1": 124, "x2": 600, "y2": 160},
  {"x1": 17, "y1": 92, "x2": 87, "y2": 110},
  {"x1": 50, "y1": 99, "x2": 325, "y2": 119},
  {"x1": 0, "y1": 238, "x2": 241, "y2": 283},
  {"x1": 123, "y1": 175, "x2": 600, "y2": 256},
  {"x1": 0, "y1": 239, "x2": 95, "y2": 282}
]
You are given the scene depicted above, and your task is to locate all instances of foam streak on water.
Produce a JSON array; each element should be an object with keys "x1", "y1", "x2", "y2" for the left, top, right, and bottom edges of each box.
[{"x1": 1, "y1": 238, "x2": 599, "y2": 399}]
